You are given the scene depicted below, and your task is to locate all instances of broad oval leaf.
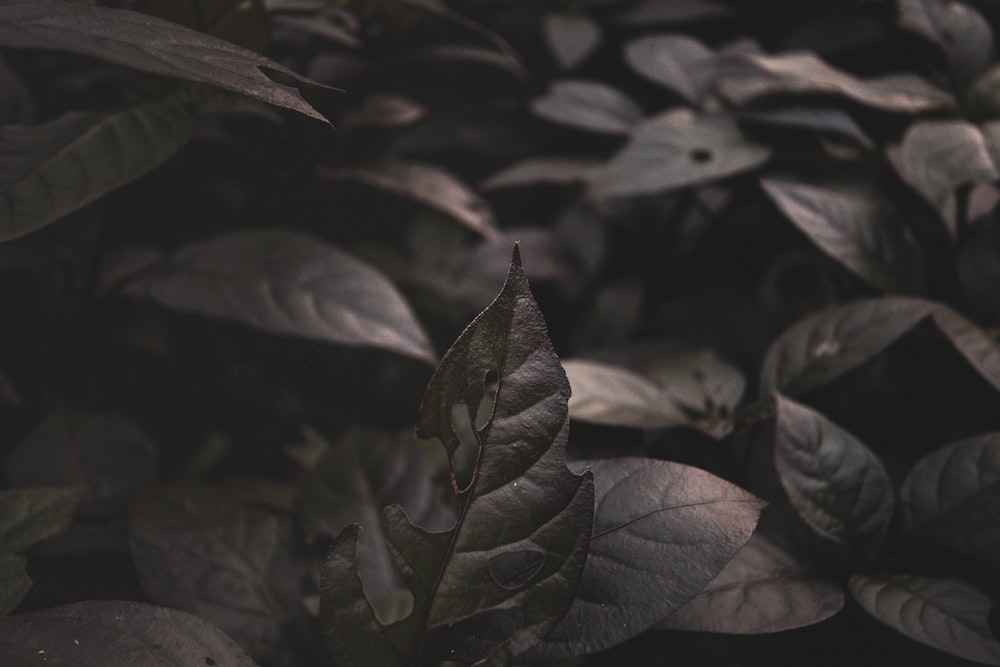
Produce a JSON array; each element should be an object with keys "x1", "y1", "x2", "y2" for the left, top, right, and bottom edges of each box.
[
  {"x1": 759, "y1": 298, "x2": 1000, "y2": 397},
  {"x1": 899, "y1": 0, "x2": 993, "y2": 83},
  {"x1": 659, "y1": 533, "x2": 844, "y2": 634},
  {"x1": 320, "y1": 161, "x2": 498, "y2": 239},
  {"x1": 132, "y1": 228, "x2": 436, "y2": 364},
  {"x1": 716, "y1": 51, "x2": 955, "y2": 113},
  {"x1": 591, "y1": 109, "x2": 771, "y2": 198},
  {"x1": 0, "y1": 0, "x2": 331, "y2": 123},
  {"x1": 521, "y1": 458, "x2": 765, "y2": 660},
  {"x1": 0, "y1": 487, "x2": 79, "y2": 555},
  {"x1": 321, "y1": 247, "x2": 595, "y2": 666},
  {"x1": 564, "y1": 359, "x2": 689, "y2": 429},
  {"x1": 128, "y1": 485, "x2": 311, "y2": 666},
  {"x1": 544, "y1": 13, "x2": 601, "y2": 70},
  {"x1": 531, "y1": 79, "x2": 643, "y2": 135},
  {"x1": 0, "y1": 97, "x2": 193, "y2": 242},
  {"x1": 624, "y1": 34, "x2": 715, "y2": 104},
  {"x1": 849, "y1": 574, "x2": 1000, "y2": 665},
  {"x1": 761, "y1": 178, "x2": 924, "y2": 293},
  {"x1": 0, "y1": 600, "x2": 258, "y2": 667},
  {"x1": 774, "y1": 394, "x2": 894, "y2": 563}
]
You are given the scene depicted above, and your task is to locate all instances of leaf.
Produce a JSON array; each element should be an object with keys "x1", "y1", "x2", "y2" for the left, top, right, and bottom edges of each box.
[
  {"x1": 320, "y1": 161, "x2": 498, "y2": 239},
  {"x1": 849, "y1": 574, "x2": 1000, "y2": 665},
  {"x1": 623, "y1": 34, "x2": 715, "y2": 104},
  {"x1": 321, "y1": 247, "x2": 595, "y2": 666},
  {"x1": 0, "y1": 554, "x2": 29, "y2": 615},
  {"x1": 544, "y1": 13, "x2": 601, "y2": 70},
  {"x1": 966, "y1": 65, "x2": 1000, "y2": 117},
  {"x1": 0, "y1": 600, "x2": 259, "y2": 667},
  {"x1": 741, "y1": 107, "x2": 872, "y2": 148},
  {"x1": 759, "y1": 298, "x2": 1000, "y2": 397},
  {"x1": 480, "y1": 158, "x2": 602, "y2": 191},
  {"x1": 342, "y1": 93, "x2": 426, "y2": 128},
  {"x1": 0, "y1": 487, "x2": 79, "y2": 554},
  {"x1": 659, "y1": 533, "x2": 844, "y2": 634},
  {"x1": 774, "y1": 394, "x2": 895, "y2": 563},
  {"x1": 128, "y1": 485, "x2": 311, "y2": 666},
  {"x1": 5, "y1": 409, "x2": 157, "y2": 516},
  {"x1": 591, "y1": 109, "x2": 771, "y2": 198},
  {"x1": 0, "y1": 0, "x2": 331, "y2": 123},
  {"x1": 616, "y1": 0, "x2": 731, "y2": 25},
  {"x1": 899, "y1": 0, "x2": 993, "y2": 83},
  {"x1": 521, "y1": 458, "x2": 765, "y2": 661},
  {"x1": 0, "y1": 97, "x2": 193, "y2": 242},
  {"x1": 564, "y1": 345, "x2": 745, "y2": 437},
  {"x1": 297, "y1": 429, "x2": 455, "y2": 614},
  {"x1": 132, "y1": 228, "x2": 436, "y2": 364},
  {"x1": 760, "y1": 178, "x2": 924, "y2": 293},
  {"x1": 894, "y1": 120, "x2": 999, "y2": 236},
  {"x1": 716, "y1": 51, "x2": 955, "y2": 113},
  {"x1": 959, "y1": 215, "x2": 1000, "y2": 320},
  {"x1": 531, "y1": 79, "x2": 643, "y2": 135}
]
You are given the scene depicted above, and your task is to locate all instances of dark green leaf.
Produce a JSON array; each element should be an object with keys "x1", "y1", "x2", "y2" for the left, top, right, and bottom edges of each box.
[
  {"x1": 5, "y1": 409, "x2": 157, "y2": 516},
  {"x1": 0, "y1": 97, "x2": 193, "y2": 242},
  {"x1": 128, "y1": 485, "x2": 311, "y2": 666},
  {"x1": 0, "y1": 600, "x2": 259, "y2": 666},
  {"x1": 717, "y1": 51, "x2": 955, "y2": 113},
  {"x1": 659, "y1": 533, "x2": 844, "y2": 634},
  {"x1": 591, "y1": 109, "x2": 771, "y2": 197},
  {"x1": 849, "y1": 574, "x2": 1000, "y2": 665},
  {"x1": 0, "y1": 554, "x2": 29, "y2": 615},
  {"x1": 132, "y1": 228, "x2": 436, "y2": 364},
  {"x1": 321, "y1": 248, "x2": 594, "y2": 666},
  {"x1": 899, "y1": 0, "x2": 993, "y2": 83},
  {"x1": 774, "y1": 395, "x2": 894, "y2": 563},
  {"x1": 623, "y1": 34, "x2": 715, "y2": 104},
  {"x1": 0, "y1": 487, "x2": 79, "y2": 554},
  {"x1": 761, "y1": 178, "x2": 924, "y2": 292},
  {"x1": 522, "y1": 458, "x2": 765, "y2": 660},
  {"x1": 531, "y1": 79, "x2": 643, "y2": 135},
  {"x1": 544, "y1": 13, "x2": 601, "y2": 70},
  {"x1": 320, "y1": 161, "x2": 498, "y2": 239},
  {"x1": 0, "y1": 0, "x2": 331, "y2": 123},
  {"x1": 759, "y1": 298, "x2": 1000, "y2": 396}
]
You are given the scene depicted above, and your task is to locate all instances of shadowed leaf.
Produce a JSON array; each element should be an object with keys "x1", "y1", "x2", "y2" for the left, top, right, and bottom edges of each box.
[
  {"x1": 544, "y1": 13, "x2": 601, "y2": 70},
  {"x1": 0, "y1": 488, "x2": 79, "y2": 555},
  {"x1": 531, "y1": 79, "x2": 643, "y2": 135},
  {"x1": 624, "y1": 34, "x2": 715, "y2": 104},
  {"x1": 617, "y1": 0, "x2": 731, "y2": 25},
  {"x1": 0, "y1": 554, "x2": 29, "y2": 615},
  {"x1": 899, "y1": 0, "x2": 993, "y2": 84}
]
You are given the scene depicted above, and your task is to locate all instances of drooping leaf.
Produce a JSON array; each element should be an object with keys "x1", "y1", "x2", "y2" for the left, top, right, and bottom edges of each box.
[
  {"x1": 0, "y1": 0, "x2": 331, "y2": 123},
  {"x1": 480, "y1": 158, "x2": 602, "y2": 191},
  {"x1": 0, "y1": 600, "x2": 259, "y2": 667},
  {"x1": 741, "y1": 107, "x2": 872, "y2": 148},
  {"x1": 0, "y1": 554, "x2": 29, "y2": 615},
  {"x1": 849, "y1": 574, "x2": 1000, "y2": 665},
  {"x1": 0, "y1": 487, "x2": 79, "y2": 554},
  {"x1": 899, "y1": 0, "x2": 993, "y2": 84},
  {"x1": 616, "y1": 0, "x2": 731, "y2": 25},
  {"x1": 0, "y1": 97, "x2": 193, "y2": 242},
  {"x1": 320, "y1": 161, "x2": 498, "y2": 239},
  {"x1": 5, "y1": 409, "x2": 157, "y2": 516},
  {"x1": 521, "y1": 458, "x2": 765, "y2": 660},
  {"x1": 716, "y1": 51, "x2": 955, "y2": 113},
  {"x1": 130, "y1": 228, "x2": 436, "y2": 364},
  {"x1": 544, "y1": 13, "x2": 602, "y2": 70},
  {"x1": 531, "y1": 79, "x2": 643, "y2": 135},
  {"x1": 128, "y1": 485, "x2": 312, "y2": 666},
  {"x1": 297, "y1": 429, "x2": 455, "y2": 615},
  {"x1": 623, "y1": 34, "x2": 715, "y2": 104},
  {"x1": 591, "y1": 109, "x2": 771, "y2": 198},
  {"x1": 774, "y1": 394, "x2": 895, "y2": 564},
  {"x1": 760, "y1": 178, "x2": 924, "y2": 293},
  {"x1": 659, "y1": 533, "x2": 844, "y2": 634},
  {"x1": 759, "y1": 298, "x2": 1000, "y2": 396},
  {"x1": 321, "y1": 248, "x2": 595, "y2": 666},
  {"x1": 893, "y1": 120, "x2": 999, "y2": 236}
]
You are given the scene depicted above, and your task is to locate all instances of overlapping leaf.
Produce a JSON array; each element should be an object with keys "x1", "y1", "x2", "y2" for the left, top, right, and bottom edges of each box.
[
  {"x1": 531, "y1": 79, "x2": 643, "y2": 135},
  {"x1": 774, "y1": 395, "x2": 894, "y2": 564},
  {"x1": 0, "y1": 600, "x2": 259, "y2": 667},
  {"x1": 624, "y1": 34, "x2": 715, "y2": 104},
  {"x1": 899, "y1": 0, "x2": 993, "y2": 83},
  {"x1": 849, "y1": 574, "x2": 1000, "y2": 665},
  {"x1": 0, "y1": 97, "x2": 193, "y2": 241},
  {"x1": 0, "y1": 0, "x2": 331, "y2": 123},
  {"x1": 130, "y1": 228, "x2": 436, "y2": 363},
  {"x1": 544, "y1": 13, "x2": 601, "y2": 70},
  {"x1": 321, "y1": 248, "x2": 594, "y2": 666}
]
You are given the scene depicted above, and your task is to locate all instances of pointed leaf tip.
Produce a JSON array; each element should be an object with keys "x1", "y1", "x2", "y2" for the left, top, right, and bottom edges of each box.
[{"x1": 512, "y1": 242, "x2": 522, "y2": 267}]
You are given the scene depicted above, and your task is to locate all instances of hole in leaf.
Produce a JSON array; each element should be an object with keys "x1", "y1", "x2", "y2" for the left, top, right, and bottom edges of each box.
[
  {"x1": 477, "y1": 369, "x2": 499, "y2": 431},
  {"x1": 448, "y1": 369, "x2": 499, "y2": 492},
  {"x1": 489, "y1": 550, "x2": 546, "y2": 590},
  {"x1": 689, "y1": 148, "x2": 712, "y2": 163}
]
